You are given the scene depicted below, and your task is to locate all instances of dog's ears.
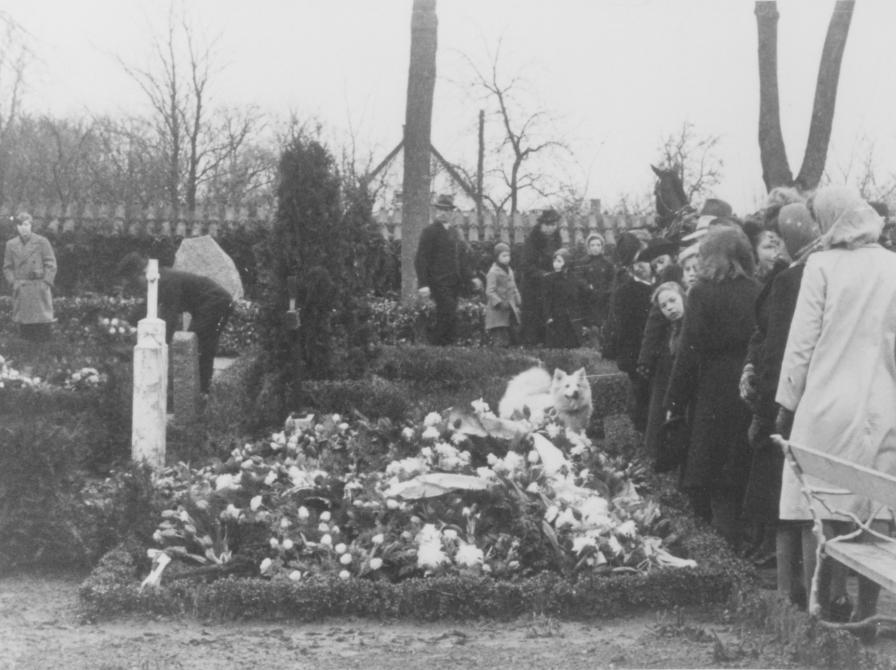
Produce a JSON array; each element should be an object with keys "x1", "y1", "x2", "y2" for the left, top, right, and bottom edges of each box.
[
  {"x1": 553, "y1": 368, "x2": 567, "y2": 381},
  {"x1": 574, "y1": 367, "x2": 587, "y2": 380}
]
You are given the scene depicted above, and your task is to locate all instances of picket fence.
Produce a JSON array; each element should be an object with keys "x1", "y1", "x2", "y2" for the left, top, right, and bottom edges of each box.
[{"x1": 0, "y1": 203, "x2": 654, "y2": 244}]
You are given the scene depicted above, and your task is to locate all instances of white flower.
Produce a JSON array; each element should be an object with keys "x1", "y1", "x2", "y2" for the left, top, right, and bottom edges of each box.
[
  {"x1": 416, "y1": 541, "x2": 448, "y2": 570},
  {"x1": 421, "y1": 426, "x2": 440, "y2": 441},
  {"x1": 415, "y1": 523, "x2": 441, "y2": 545},
  {"x1": 320, "y1": 534, "x2": 333, "y2": 546},
  {"x1": 297, "y1": 506, "x2": 310, "y2": 521},
  {"x1": 423, "y1": 411, "x2": 442, "y2": 427},
  {"x1": 386, "y1": 498, "x2": 400, "y2": 510},
  {"x1": 450, "y1": 432, "x2": 468, "y2": 445},
  {"x1": 339, "y1": 569, "x2": 351, "y2": 581},
  {"x1": 280, "y1": 517, "x2": 291, "y2": 529},
  {"x1": 369, "y1": 557, "x2": 383, "y2": 571},
  {"x1": 606, "y1": 535, "x2": 623, "y2": 557},
  {"x1": 476, "y1": 466, "x2": 497, "y2": 481},
  {"x1": 250, "y1": 495, "x2": 263, "y2": 512},
  {"x1": 371, "y1": 533, "x2": 385, "y2": 546},
  {"x1": 443, "y1": 529, "x2": 458, "y2": 541},
  {"x1": 331, "y1": 526, "x2": 341, "y2": 535},
  {"x1": 615, "y1": 520, "x2": 638, "y2": 539},
  {"x1": 544, "y1": 505, "x2": 560, "y2": 523},
  {"x1": 545, "y1": 423, "x2": 561, "y2": 439},
  {"x1": 470, "y1": 398, "x2": 492, "y2": 415},
  {"x1": 215, "y1": 474, "x2": 239, "y2": 491},
  {"x1": 320, "y1": 510, "x2": 332, "y2": 522},
  {"x1": 331, "y1": 413, "x2": 342, "y2": 423},
  {"x1": 334, "y1": 543, "x2": 347, "y2": 554},
  {"x1": 572, "y1": 536, "x2": 597, "y2": 554},
  {"x1": 525, "y1": 482, "x2": 540, "y2": 493},
  {"x1": 527, "y1": 450, "x2": 540, "y2": 464},
  {"x1": 455, "y1": 543, "x2": 484, "y2": 567},
  {"x1": 152, "y1": 529, "x2": 163, "y2": 544},
  {"x1": 259, "y1": 557, "x2": 272, "y2": 574},
  {"x1": 318, "y1": 522, "x2": 329, "y2": 533},
  {"x1": 224, "y1": 504, "x2": 241, "y2": 520},
  {"x1": 340, "y1": 553, "x2": 352, "y2": 565},
  {"x1": 401, "y1": 427, "x2": 415, "y2": 441},
  {"x1": 269, "y1": 537, "x2": 280, "y2": 549},
  {"x1": 264, "y1": 470, "x2": 278, "y2": 486},
  {"x1": 555, "y1": 508, "x2": 579, "y2": 529},
  {"x1": 289, "y1": 570, "x2": 302, "y2": 581},
  {"x1": 282, "y1": 538, "x2": 294, "y2": 551},
  {"x1": 420, "y1": 446, "x2": 434, "y2": 460},
  {"x1": 486, "y1": 453, "x2": 498, "y2": 466}
]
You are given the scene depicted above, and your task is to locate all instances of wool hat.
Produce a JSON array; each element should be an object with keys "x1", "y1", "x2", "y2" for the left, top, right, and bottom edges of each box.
[
  {"x1": 585, "y1": 232, "x2": 605, "y2": 247},
  {"x1": 493, "y1": 242, "x2": 511, "y2": 258},
  {"x1": 677, "y1": 242, "x2": 700, "y2": 264},
  {"x1": 433, "y1": 194, "x2": 457, "y2": 211},
  {"x1": 777, "y1": 203, "x2": 820, "y2": 258},
  {"x1": 615, "y1": 232, "x2": 643, "y2": 267},
  {"x1": 553, "y1": 247, "x2": 571, "y2": 263},
  {"x1": 538, "y1": 208, "x2": 561, "y2": 224}
]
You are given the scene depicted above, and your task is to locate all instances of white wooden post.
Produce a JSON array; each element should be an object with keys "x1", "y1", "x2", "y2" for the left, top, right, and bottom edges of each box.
[{"x1": 132, "y1": 259, "x2": 167, "y2": 468}]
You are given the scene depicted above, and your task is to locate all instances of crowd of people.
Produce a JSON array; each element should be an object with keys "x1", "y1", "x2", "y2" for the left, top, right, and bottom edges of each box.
[{"x1": 415, "y1": 186, "x2": 896, "y2": 625}]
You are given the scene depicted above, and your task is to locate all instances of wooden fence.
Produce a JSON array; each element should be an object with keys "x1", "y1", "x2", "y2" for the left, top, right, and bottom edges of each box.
[{"x1": 0, "y1": 203, "x2": 654, "y2": 244}]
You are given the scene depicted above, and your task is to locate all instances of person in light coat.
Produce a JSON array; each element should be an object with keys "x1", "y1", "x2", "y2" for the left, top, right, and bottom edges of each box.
[
  {"x1": 484, "y1": 242, "x2": 521, "y2": 346},
  {"x1": 775, "y1": 186, "x2": 896, "y2": 625},
  {"x1": 3, "y1": 212, "x2": 57, "y2": 341}
]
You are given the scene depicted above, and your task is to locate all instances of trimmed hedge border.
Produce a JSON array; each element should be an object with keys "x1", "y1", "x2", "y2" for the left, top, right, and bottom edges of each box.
[{"x1": 79, "y1": 510, "x2": 753, "y2": 622}]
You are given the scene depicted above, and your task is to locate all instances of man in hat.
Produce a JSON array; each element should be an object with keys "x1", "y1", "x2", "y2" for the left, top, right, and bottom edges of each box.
[
  {"x1": 415, "y1": 195, "x2": 481, "y2": 345},
  {"x1": 520, "y1": 208, "x2": 562, "y2": 345},
  {"x1": 680, "y1": 197, "x2": 734, "y2": 243},
  {"x1": 3, "y1": 212, "x2": 57, "y2": 342}
]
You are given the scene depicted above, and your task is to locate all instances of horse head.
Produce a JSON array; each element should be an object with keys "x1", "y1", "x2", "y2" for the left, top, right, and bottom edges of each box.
[{"x1": 652, "y1": 164, "x2": 690, "y2": 230}]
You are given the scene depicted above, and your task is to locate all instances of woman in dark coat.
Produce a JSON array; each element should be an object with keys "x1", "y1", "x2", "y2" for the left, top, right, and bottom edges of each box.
[
  {"x1": 665, "y1": 224, "x2": 759, "y2": 547},
  {"x1": 520, "y1": 209, "x2": 562, "y2": 345},
  {"x1": 575, "y1": 232, "x2": 615, "y2": 346}
]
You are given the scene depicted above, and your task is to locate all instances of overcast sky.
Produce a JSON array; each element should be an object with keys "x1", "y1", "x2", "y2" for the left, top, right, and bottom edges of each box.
[{"x1": 5, "y1": 0, "x2": 896, "y2": 214}]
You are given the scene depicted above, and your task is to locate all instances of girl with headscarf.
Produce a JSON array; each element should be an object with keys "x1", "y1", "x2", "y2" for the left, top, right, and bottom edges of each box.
[
  {"x1": 665, "y1": 224, "x2": 759, "y2": 545},
  {"x1": 574, "y1": 232, "x2": 615, "y2": 348},
  {"x1": 775, "y1": 186, "x2": 896, "y2": 626}
]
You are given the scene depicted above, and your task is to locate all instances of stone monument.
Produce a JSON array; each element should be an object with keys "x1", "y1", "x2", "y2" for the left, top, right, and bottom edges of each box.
[{"x1": 132, "y1": 259, "x2": 167, "y2": 468}]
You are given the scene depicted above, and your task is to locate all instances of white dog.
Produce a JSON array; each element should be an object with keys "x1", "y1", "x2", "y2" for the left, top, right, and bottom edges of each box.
[{"x1": 498, "y1": 367, "x2": 593, "y2": 433}]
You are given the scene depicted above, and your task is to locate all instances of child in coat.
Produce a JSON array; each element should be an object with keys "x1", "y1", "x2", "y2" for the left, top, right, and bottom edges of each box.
[
  {"x1": 484, "y1": 242, "x2": 522, "y2": 346},
  {"x1": 543, "y1": 248, "x2": 582, "y2": 349}
]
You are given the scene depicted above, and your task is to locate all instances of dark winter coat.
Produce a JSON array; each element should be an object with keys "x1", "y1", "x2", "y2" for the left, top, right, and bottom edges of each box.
[
  {"x1": 573, "y1": 254, "x2": 615, "y2": 327},
  {"x1": 542, "y1": 269, "x2": 582, "y2": 349},
  {"x1": 414, "y1": 222, "x2": 473, "y2": 292},
  {"x1": 520, "y1": 226, "x2": 562, "y2": 344},
  {"x1": 744, "y1": 259, "x2": 788, "y2": 368},
  {"x1": 641, "y1": 312, "x2": 674, "y2": 461},
  {"x1": 665, "y1": 275, "x2": 759, "y2": 491},
  {"x1": 611, "y1": 275, "x2": 653, "y2": 374},
  {"x1": 158, "y1": 268, "x2": 233, "y2": 341}
]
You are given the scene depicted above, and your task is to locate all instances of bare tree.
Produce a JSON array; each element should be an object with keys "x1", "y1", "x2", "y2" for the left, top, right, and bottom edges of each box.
[
  {"x1": 655, "y1": 121, "x2": 723, "y2": 203},
  {"x1": 461, "y1": 40, "x2": 570, "y2": 216},
  {"x1": 756, "y1": 1, "x2": 855, "y2": 192},
  {"x1": 0, "y1": 12, "x2": 31, "y2": 204},
  {"x1": 401, "y1": 0, "x2": 438, "y2": 302},
  {"x1": 121, "y1": 5, "x2": 263, "y2": 214}
]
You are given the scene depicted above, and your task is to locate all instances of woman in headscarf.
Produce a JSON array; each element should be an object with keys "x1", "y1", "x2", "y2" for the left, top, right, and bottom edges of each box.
[
  {"x1": 665, "y1": 223, "x2": 759, "y2": 545},
  {"x1": 520, "y1": 210, "x2": 562, "y2": 345},
  {"x1": 776, "y1": 186, "x2": 896, "y2": 626}
]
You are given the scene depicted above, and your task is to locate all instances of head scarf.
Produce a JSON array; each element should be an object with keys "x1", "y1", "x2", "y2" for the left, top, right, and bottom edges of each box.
[
  {"x1": 777, "y1": 203, "x2": 820, "y2": 258},
  {"x1": 812, "y1": 186, "x2": 883, "y2": 250}
]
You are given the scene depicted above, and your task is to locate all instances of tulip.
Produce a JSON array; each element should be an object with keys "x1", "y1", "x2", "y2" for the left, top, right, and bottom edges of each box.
[
  {"x1": 289, "y1": 570, "x2": 302, "y2": 581},
  {"x1": 386, "y1": 499, "x2": 399, "y2": 510},
  {"x1": 320, "y1": 534, "x2": 333, "y2": 546},
  {"x1": 250, "y1": 495, "x2": 263, "y2": 512},
  {"x1": 280, "y1": 517, "x2": 291, "y2": 529},
  {"x1": 297, "y1": 506, "x2": 310, "y2": 521},
  {"x1": 282, "y1": 538, "x2": 294, "y2": 551},
  {"x1": 371, "y1": 533, "x2": 384, "y2": 546},
  {"x1": 259, "y1": 558, "x2": 272, "y2": 574},
  {"x1": 369, "y1": 557, "x2": 383, "y2": 571},
  {"x1": 320, "y1": 511, "x2": 332, "y2": 522},
  {"x1": 269, "y1": 538, "x2": 280, "y2": 549},
  {"x1": 338, "y1": 570, "x2": 350, "y2": 581},
  {"x1": 334, "y1": 543, "x2": 347, "y2": 554},
  {"x1": 340, "y1": 553, "x2": 352, "y2": 565}
]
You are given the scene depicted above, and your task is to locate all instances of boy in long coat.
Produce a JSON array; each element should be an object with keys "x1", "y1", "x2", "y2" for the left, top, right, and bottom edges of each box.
[
  {"x1": 520, "y1": 209, "x2": 562, "y2": 345},
  {"x1": 3, "y1": 212, "x2": 57, "y2": 341},
  {"x1": 484, "y1": 242, "x2": 521, "y2": 346}
]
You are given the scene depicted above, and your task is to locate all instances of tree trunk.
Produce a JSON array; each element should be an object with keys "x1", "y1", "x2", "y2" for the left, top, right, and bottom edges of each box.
[
  {"x1": 795, "y1": 0, "x2": 855, "y2": 190},
  {"x1": 476, "y1": 109, "x2": 484, "y2": 227},
  {"x1": 755, "y1": 1, "x2": 793, "y2": 191},
  {"x1": 400, "y1": 0, "x2": 438, "y2": 303}
]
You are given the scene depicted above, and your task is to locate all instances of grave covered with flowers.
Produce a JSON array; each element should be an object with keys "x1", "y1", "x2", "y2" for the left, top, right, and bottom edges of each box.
[{"x1": 81, "y1": 393, "x2": 749, "y2": 621}]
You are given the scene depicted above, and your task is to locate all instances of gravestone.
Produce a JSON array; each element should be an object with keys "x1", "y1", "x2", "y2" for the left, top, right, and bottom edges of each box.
[
  {"x1": 173, "y1": 235, "x2": 243, "y2": 300},
  {"x1": 132, "y1": 259, "x2": 167, "y2": 468}
]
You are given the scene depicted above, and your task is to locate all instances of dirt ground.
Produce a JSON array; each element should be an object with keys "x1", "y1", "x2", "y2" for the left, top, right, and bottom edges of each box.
[
  {"x1": 2, "y1": 571, "x2": 895, "y2": 669},
  {"x1": 0, "y1": 571, "x2": 790, "y2": 670}
]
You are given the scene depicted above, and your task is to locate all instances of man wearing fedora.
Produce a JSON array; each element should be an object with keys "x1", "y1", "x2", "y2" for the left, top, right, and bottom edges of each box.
[{"x1": 415, "y1": 194, "x2": 481, "y2": 345}]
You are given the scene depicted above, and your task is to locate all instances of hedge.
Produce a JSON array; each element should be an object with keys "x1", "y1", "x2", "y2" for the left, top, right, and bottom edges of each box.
[{"x1": 79, "y1": 509, "x2": 753, "y2": 622}]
